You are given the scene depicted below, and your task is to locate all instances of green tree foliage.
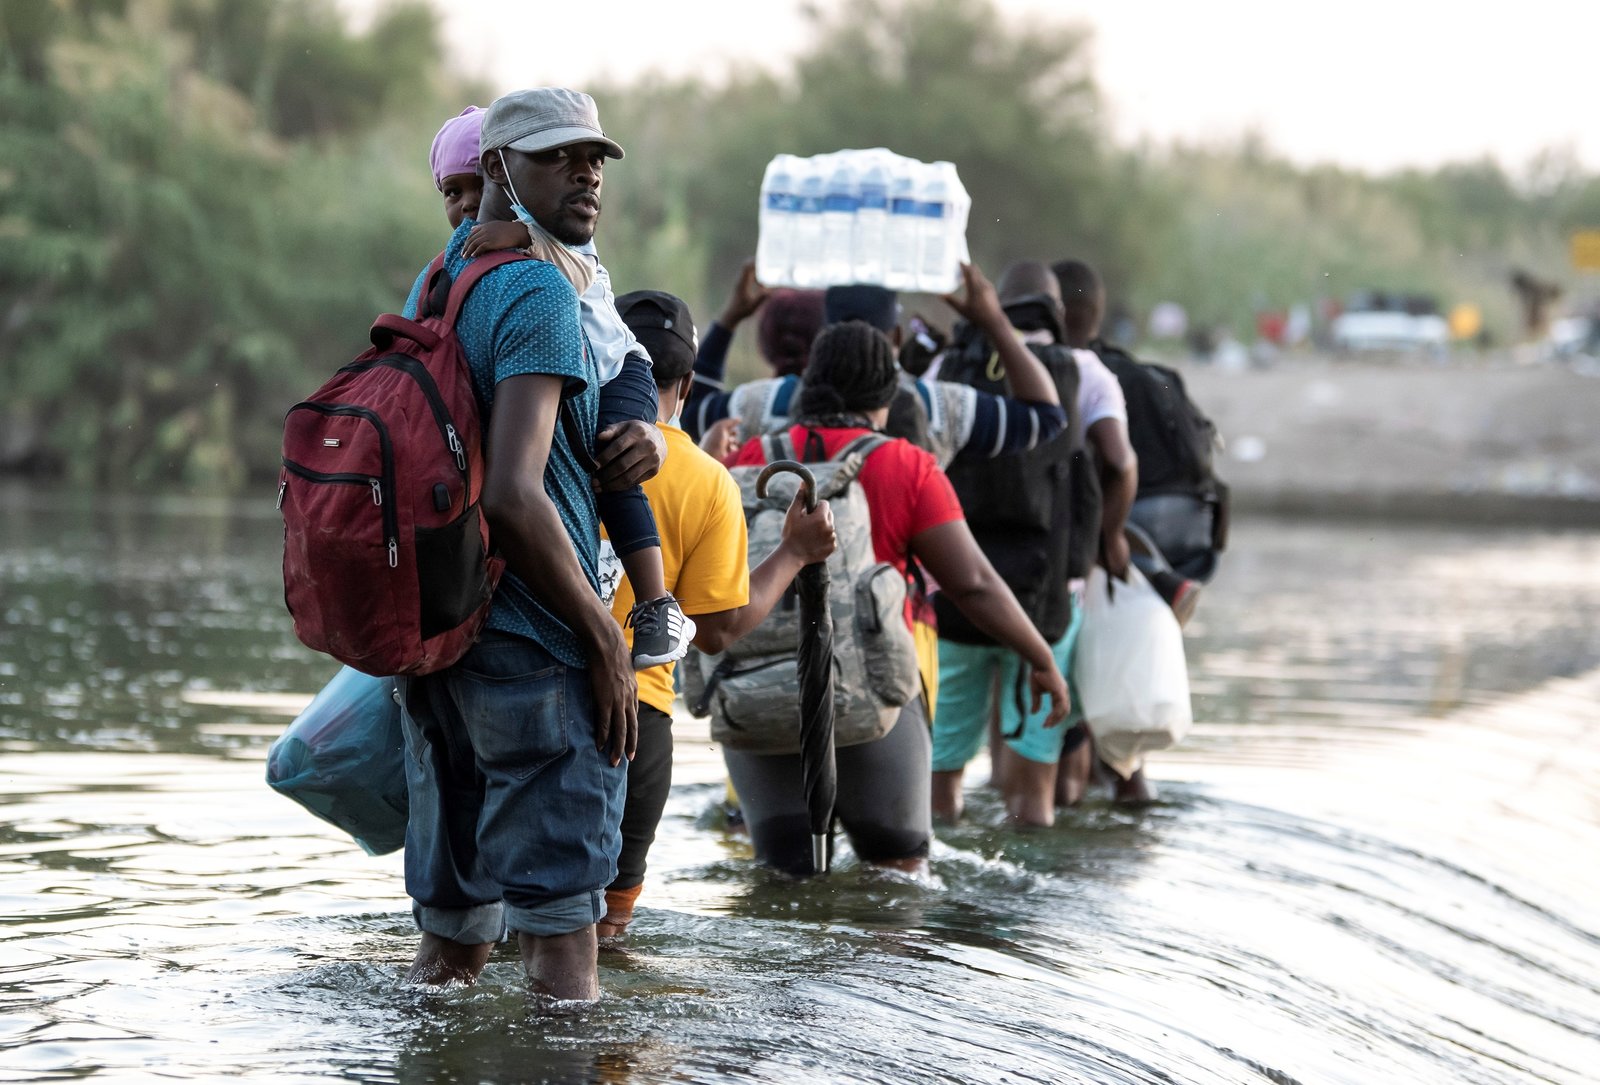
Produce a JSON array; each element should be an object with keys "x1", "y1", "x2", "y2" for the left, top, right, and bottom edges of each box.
[
  {"x1": 1, "y1": 0, "x2": 444, "y2": 487},
  {"x1": 170, "y1": 0, "x2": 442, "y2": 139},
  {"x1": 1, "y1": 0, "x2": 1589, "y2": 488},
  {"x1": 596, "y1": 0, "x2": 1165, "y2": 319}
]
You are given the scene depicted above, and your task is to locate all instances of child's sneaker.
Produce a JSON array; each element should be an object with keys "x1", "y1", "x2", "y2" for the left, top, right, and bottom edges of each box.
[
  {"x1": 627, "y1": 595, "x2": 696, "y2": 668},
  {"x1": 1145, "y1": 567, "x2": 1202, "y2": 629}
]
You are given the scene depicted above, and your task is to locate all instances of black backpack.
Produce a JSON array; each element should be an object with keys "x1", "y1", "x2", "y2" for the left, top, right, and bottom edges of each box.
[
  {"x1": 934, "y1": 323, "x2": 1081, "y2": 645},
  {"x1": 1093, "y1": 339, "x2": 1230, "y2": 553}
]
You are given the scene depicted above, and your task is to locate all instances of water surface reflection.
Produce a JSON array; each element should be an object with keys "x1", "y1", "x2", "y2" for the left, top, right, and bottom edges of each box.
[{"x1": 2, "y1": 488, "x2": 1597, "y2": 1083}]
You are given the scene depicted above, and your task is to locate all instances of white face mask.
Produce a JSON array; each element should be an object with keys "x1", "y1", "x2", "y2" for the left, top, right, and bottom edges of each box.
[{"x1": 496, "y1": 150, "x2": 597, "y2": 295}]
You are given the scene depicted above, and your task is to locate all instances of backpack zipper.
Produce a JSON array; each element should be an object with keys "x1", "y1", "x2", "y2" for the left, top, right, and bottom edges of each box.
[
  {"x1": 284, "y1": 403, "x2": 399, "y2": 567},
  {"x1": 339, "y1": 354, "x2": 470, "y2": 479}
]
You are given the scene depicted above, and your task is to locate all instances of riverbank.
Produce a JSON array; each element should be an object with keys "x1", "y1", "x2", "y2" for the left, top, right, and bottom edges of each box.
[{"x1": 1177, "y1": 354, "x2": 1600, "y2": 525}]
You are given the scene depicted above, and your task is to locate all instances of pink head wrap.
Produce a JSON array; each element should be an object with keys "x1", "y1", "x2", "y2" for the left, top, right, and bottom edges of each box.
[{"x1": 429, "y1": 106, "x2": 485, "y2": 190}]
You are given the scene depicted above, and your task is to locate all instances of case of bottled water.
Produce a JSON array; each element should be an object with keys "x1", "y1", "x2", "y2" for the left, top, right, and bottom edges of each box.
[
  {"x1": 755, "y1": 154, "x2": 797, "y2": 287},
  {"x1": 755, "y1": 148, "x2": 969, "y2": 291}
]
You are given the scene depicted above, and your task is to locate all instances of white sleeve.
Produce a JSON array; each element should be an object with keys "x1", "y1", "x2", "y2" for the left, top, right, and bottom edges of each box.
[{"x1": 1073, "y1": 349, "x2": 1127, "y2": 429}]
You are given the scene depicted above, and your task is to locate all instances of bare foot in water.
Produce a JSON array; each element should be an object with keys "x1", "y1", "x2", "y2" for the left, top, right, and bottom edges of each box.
[
  {"x1": 405, "y1": 932, "x2": 492, "y2": 985},
  {"x1": 1112, "y1": 766, "x2": 1157, "y2": 805}
]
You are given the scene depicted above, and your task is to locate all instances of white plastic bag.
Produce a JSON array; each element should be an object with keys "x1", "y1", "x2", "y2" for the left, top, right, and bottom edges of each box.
[{"x1": 1073, "y1": 565, "x2": 1193, "y2": 779}]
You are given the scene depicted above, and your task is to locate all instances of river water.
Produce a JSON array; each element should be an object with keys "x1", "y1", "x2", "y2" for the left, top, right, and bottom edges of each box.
[{"x1": 2, "y1": 485, "x2": 1598, "y2": 1084}]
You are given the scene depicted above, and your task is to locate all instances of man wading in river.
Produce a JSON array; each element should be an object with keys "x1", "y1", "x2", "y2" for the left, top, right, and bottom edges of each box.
[{"x1": 395, "y1": 87, "x2": 663, "y2": 999}]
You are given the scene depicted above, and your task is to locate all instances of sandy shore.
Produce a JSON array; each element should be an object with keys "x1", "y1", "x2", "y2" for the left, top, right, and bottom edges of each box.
[{"x1": 1174, "y1": 353, "x2": 1600, "y2": 524}]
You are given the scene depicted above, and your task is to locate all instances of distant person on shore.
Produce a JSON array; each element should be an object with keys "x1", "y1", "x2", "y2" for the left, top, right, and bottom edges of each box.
[
  {"x1": 428, "y1": 103, "x2": 694, "y2": 670},
  {"x1": 398, "y1": 88, "x2": 657, "y2": 999},
  {"x1": 597, "y1": 289, "x2": 836, "y2": 938},
  {"x1": 1510, "y1": 268, "x2": 1562, "y2": 343}
]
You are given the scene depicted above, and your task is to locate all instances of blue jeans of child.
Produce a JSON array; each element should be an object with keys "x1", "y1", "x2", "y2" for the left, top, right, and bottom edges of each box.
[{"x1": 399, "y1": 631, "x2": 625, "y2": 941}]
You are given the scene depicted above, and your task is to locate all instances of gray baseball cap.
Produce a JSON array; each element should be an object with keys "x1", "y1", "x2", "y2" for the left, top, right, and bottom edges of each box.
[{"x1": 480, "y1": 87, "x2": 624, "y2": 160}]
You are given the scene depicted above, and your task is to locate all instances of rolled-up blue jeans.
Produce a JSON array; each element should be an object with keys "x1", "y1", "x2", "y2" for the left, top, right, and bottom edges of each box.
[{"x1": 398, "y1": 631, "x2": 624, "y2": 941}]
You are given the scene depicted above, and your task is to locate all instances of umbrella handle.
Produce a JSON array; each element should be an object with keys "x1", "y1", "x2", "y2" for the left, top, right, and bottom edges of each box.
[{"x1": 756, "y1": 460, "x2": 818, "y2": 513}]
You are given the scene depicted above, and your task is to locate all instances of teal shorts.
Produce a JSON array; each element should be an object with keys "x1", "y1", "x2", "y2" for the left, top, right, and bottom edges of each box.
[{"x1": 930, "y1": 603, "x2": 1082, "y2": 770}]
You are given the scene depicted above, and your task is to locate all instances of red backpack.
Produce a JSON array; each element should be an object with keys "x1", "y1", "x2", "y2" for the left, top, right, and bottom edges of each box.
[{"x1": 279, "y1": 250, "x2": 524, "y2": 676}]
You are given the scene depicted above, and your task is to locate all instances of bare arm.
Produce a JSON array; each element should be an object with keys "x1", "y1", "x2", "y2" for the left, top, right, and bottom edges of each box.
[
  {"x1": 942, "y1": 262, "x2": 1060, "y2": 406},
  {"x1": 482, "y1": 373, "x2": 637, "y2": 764},
  {"x1": 911, "y1": 519, "x2": 1069, "y2": 725},
  {"x1": 691, "y1": 494, "x2": 836, "y2": 654},
  {"x1": 1089, "y1": 417, "x2": 1138, "y2": 579}
]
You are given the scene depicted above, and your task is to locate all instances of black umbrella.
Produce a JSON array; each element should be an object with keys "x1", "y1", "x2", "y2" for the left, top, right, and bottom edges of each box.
[{"x1": 756, "y1": 459, "x2": 835, "y2": 874}]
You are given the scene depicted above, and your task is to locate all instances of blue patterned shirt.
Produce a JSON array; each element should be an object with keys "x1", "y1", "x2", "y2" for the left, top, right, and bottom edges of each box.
[{"x1": 404, "y1": 220, "x2": 600, "y2": 668}]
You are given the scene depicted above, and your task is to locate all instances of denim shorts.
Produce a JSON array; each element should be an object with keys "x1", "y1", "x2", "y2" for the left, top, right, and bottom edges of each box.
[
  {"x1": 930, "y1": 602, "x2": 1082, "y2": 770},
  {"x1": 399, "y1": 631, "x2": 625, "y2": 941}
]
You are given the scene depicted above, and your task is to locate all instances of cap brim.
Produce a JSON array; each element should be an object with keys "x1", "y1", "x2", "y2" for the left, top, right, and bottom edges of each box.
[{"x1": 503, "y1": 126, "x2": 625, "y2": 160}]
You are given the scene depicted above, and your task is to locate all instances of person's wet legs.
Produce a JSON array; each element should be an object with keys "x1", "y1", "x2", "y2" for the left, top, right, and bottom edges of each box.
[
  {"x1": 600, "y1": 705, "x2": 673, "y2": 938},
  {"x1": 400, "y1": 634, "x2": 624, "y2": 999},
  {"x1": 930, "y1": 642, "x2": 1004, "y2": 821},
  {"x1": 837, "y1": 701, "x2": 933, "y2": 876},
  {"x1": 931, "y1": 768, "x2": 965, "y2": 823},
  {"x1": 1112, "y1": 763, "x2": 1156, "y2": 804},
  {"x1": 997, "y1": 744, "x2": 1058, "y2": 827},
  {"x1": 1055, "y1": 724, "x2": 1093, "y2": 807},
  {"x1": 406, "y1": 933, "x2": 494, "y2": 985},
  {"x1": 518, "y1": 928, "x2": 600, "y2": 1000},
  {"x1": 993, "y1": 621, "x2": 1076, "y2": 825},
  {"x1": 725, "y1": 701, "x2": 931, "y2": 876}
]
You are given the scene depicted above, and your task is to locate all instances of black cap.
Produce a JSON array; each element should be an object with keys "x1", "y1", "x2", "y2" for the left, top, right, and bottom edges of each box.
[
  {"x1": 824, "y1": 284, "x2": 899, "y2": 333},
  {"x1": 617, "y1": 289, "x2": 698, "y2": 384}
]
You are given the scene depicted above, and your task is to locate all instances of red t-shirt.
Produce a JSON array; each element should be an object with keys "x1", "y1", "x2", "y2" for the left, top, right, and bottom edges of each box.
[{"x1": 732, "y1": 425, "x2": 965, "y2": 579}]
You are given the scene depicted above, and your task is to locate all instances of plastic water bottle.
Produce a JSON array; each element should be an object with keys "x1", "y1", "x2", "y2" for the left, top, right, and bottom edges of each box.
[
  {"x1": 915, "y1": 162, "x2": 953, "y2": 294},
  {"x1": 756, "y1": 154, "x2": 797, "y2": 287},
  {"x1": 789, "y1": 157, "x2": 826, "y2": 288},
  {"x1": 852, "y1": 150, "x2": 890, "y2": 285},
  {"x1": 820, "y1": 153, "x2": 858, "y2": 286},
  {"x1": 884, "y1": 157, "x2": 921, "y2": 292},
  {"x1": 944, "y1": 161, "x2": 972, "y2": 273}
]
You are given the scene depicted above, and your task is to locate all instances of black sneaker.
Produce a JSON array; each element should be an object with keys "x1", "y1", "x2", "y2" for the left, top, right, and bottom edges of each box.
[{"x1": 627, "y1": 595, "x2": 696, "y2": 669}]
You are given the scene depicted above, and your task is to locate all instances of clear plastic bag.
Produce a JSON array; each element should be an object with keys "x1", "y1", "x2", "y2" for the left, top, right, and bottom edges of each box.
[
  {"x1": 265, "y1": 666, "x2": 408, "y2": 855},
  {"x1": 1073, "y1": 566, "x2": 1193, "y2": 779}
]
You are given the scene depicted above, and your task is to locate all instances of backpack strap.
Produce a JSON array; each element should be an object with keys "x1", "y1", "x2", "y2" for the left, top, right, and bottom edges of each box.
[
  {"x1": 420, "y1": 252, "x2": 451, "y2": 319},
  {"x1": 832, "y1": 432, "x2": 890, "y2": 463},
  {"x1": 380, "y1": 250, "x2": 530, "y2": 348},
  {"x1": 770, "y1": 377, "x2": 801, "y2": 427},
  {"x1": 441, "y1": 250, "x2": 529, "y2": 327},
  {"x1": 816, "y1": 432, "x2": 891, "y2": 500},
  {"x1": 438, "y1": 249, "x2": 588, "y2": 471}
]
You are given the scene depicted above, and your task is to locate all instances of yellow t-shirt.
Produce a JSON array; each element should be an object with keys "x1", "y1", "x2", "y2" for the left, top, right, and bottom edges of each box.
[{"x1": 609, "y1": 423, "x2": 750, "y2": 715}]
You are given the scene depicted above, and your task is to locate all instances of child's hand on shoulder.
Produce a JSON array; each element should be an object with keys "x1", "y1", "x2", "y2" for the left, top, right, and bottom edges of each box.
[{"x1": 463, "y1": 219, "x2": 533, "y2": 258}]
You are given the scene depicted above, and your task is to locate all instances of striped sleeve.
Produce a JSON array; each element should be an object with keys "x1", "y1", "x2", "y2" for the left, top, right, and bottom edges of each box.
[
  {"x1": 962, "y1": 387, "x2": 1069, "y2": 457},
  {"x1": 684, "y1": 321, "x2": 735, "y2": 440}
]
